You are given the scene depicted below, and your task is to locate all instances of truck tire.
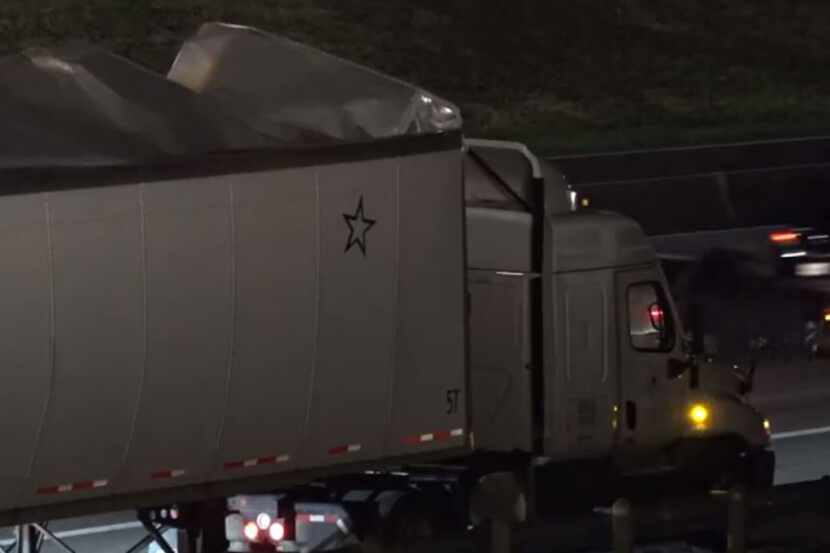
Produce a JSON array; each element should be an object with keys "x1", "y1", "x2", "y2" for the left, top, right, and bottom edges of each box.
[
  {"x1": 671, "y1": 436, "x2": 747, "y2": 493},
  {"x1": 361, "y1": 492, "x2": 442, "y2": 553}
]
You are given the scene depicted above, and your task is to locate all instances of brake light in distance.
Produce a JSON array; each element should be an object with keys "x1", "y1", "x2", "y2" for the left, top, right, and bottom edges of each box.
[
  {"x1": 648, "y1": 304, "x2": 665, "y2": 330},
  {"x1": 769, "y1": 231, "x2": 800, "y2": 243}
]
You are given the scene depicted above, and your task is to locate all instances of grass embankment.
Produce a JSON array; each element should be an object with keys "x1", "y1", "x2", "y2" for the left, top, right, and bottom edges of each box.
[{"x1": 3, "y1": 0, "x2": 830, "y2": 154}]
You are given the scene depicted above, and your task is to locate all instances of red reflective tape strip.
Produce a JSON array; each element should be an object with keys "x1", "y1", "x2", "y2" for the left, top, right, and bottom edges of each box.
[
  {"x1": 224, "y1": 454, "x2": 290, "y2": 471},
  {"x1": 151, "y1": 469, "x2": 186, "y2": 480},
  {"x1": 403, "y1": 428, "x2": 465, "y2": 445},
  {"x1": 72, "y1": 481, "x2": 96, "y2": 491},
  {"x1": 328, "y1": 444, "x2": 361, "y2": 456},
  {"x1": 37, "y1": 479, "x2": 108, "y2": 495}
]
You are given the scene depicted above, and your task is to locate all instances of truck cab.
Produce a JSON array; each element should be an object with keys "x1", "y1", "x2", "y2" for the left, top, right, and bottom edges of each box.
[{"x1": 465, "y1": 139, "x2": 774, "y2": 489}]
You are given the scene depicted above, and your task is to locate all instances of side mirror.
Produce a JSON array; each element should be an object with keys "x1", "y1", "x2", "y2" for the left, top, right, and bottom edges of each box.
[{"x1": 666, "y1": 357, "x2": 689, "y2": 379}]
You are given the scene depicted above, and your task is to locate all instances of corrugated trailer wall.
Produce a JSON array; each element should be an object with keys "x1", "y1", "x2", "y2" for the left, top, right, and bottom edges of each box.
[{"x1": 0, "y1": 135, "x2": 466, "y2": 517}]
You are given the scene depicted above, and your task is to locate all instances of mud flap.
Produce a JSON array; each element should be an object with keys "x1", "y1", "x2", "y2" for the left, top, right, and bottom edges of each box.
[{"x1": 745, "y1": 448, "x2": 775, "y2": 489}]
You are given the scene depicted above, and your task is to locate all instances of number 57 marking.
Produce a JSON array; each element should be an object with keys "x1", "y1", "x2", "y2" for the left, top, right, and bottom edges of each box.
[{"x1": 446, "y1": 389, "x2": 461, "y2": 414}]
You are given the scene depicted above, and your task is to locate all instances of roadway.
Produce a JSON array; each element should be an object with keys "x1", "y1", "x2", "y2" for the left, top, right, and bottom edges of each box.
[
  {"x1": 0, "y1": 511, "x2": 168, "y2": 553},
  {"x1": 752, "y1": 357, "x2": 830, "y2": 485}
]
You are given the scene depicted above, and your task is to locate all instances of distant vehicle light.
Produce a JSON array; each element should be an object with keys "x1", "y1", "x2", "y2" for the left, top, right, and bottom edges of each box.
[
  {"x1": 763, "y1": 418, "x2": 771, "y2": 435},
  {"x1": 243, "y1": 521, "x2": 260, "y2": 542},
  {"x1": 770, "y1": 231, "x2": 800, "y2": 243},
  {"x1": 824, "y1": 312, "x2": 830, "y2": 323},
  {"x1": 796, "y1": 262, "x2": 830, "y2": 277},
  {"x1": 256, "y1": 513, "x2": 272, "y2": 530},
  {"x1": 268, "y1": 521, "x2": 286, "y2": 542},
  {"x1": 688, "y1": 404, "x2": 709, "y2": 429},
  {"x1": 780, "y1": 250, "x2": 807, "y2": 258}
]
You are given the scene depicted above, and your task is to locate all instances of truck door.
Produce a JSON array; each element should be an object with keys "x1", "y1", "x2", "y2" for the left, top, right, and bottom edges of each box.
[{"x1": 615, "y1": 267, "x2": 680, "y2": 467}]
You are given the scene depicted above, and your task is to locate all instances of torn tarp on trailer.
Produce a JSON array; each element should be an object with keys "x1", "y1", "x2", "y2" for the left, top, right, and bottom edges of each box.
[
  {"x1": 0, "y1": 22, "x2": 462, "y2": 168},
  {"x1": 168, "y1": 22, "x2": 462, "y2": 143},
  {"x1": 0, "y1": 44, "x2": 279, "y2": 168}
]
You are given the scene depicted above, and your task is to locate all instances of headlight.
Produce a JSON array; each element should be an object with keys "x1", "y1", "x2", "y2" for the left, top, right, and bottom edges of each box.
[{"x1": 688, "y1": 403, "x2": 710, "y2": 430}]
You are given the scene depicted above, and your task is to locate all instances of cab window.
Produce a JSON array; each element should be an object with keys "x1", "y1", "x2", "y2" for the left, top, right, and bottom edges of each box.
[{"x1": 628, "y1": 282, "x2": 674, "y2": 351}]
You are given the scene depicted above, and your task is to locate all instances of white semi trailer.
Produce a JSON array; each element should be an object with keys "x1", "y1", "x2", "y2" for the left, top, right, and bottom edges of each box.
[{"x1": 0, "y1": 22, "x2": 773, "y2": 553}]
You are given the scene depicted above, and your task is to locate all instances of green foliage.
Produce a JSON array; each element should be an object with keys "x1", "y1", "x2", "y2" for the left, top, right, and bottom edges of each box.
[{"x1": 4, "y1": 0, "x2": 830, "y2": 153}]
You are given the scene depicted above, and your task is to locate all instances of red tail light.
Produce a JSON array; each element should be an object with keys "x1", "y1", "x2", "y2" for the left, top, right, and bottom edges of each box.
[
  {"x1": 269, "y1": 520, "x2": 286, "y2": 542},
  {"x1": 243, "y1": 521, "x2": 260, "y2": 542}
]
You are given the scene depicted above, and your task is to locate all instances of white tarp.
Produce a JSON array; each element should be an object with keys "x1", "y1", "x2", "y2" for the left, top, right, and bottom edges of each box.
[
  {"x1": 0, "y1": 22, "x2": 462, "y2": 168},
  {"x1": 0, "y1": 44, "x2": 278, "y2": 168},
  {"x1": 168, "y1": 23, "x2": 462, "y2": 143}
]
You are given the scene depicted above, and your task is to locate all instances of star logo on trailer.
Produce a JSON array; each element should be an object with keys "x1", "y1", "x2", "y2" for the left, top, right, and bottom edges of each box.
[{"x1": 343, "y1": 195, "x2": 376, "y2": 256}]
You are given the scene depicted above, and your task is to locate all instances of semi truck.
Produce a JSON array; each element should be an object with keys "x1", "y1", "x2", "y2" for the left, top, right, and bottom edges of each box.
[
  {"x1": 0, "y1": 22, "x2": 773, "y2": 553},
  {"x1": 205, "y1": 138, "x2": 775, "y2": 553}
]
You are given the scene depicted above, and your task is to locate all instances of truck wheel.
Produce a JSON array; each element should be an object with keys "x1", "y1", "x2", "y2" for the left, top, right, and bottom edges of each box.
[
  {"x1": 671, "y1": 436, "x2": 746, "y2": 493},
  {"x1": 361, "y1": 494, "x2": 439, "y2": 553}
]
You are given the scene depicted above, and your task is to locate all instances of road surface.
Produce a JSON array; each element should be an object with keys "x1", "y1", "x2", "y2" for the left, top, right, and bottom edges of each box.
[
  {"x1": 773, "y1": 429, "x2": 830, "y2": 485},
  {"x1": 0, "y1": 511, "x2": 170, "y2": 553},
  {"x1": 750, "y1": 358, "x2": 830, "y2": 484}
]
